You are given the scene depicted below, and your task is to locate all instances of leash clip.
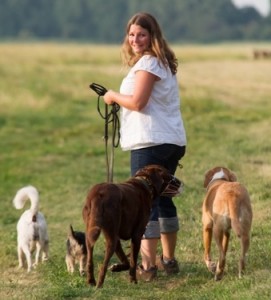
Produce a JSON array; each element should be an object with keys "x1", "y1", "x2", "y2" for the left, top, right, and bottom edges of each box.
[{"x1": 177, "y1": 162, "x2": 183, "y2": 169}]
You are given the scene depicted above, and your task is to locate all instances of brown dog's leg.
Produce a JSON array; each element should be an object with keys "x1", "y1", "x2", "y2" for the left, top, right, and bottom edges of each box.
[
  {"x1": 129, "y1": 236, "x2": 142, "y2": 284},
  {"x1": 86, "y1": 242, "x2": 96, "y2": 286},
  {"x1": 96, "y1": 238, "x2": 116, "y2": 288},
  {"x1": 203, "y1": 226, "x2": 216, "y2": 273},
  {"x1": 109, "y1": 240, "x2": 130, "y2": 272}
]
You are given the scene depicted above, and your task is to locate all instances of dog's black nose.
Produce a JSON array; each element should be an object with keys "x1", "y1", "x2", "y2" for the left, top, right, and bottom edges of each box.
[{"x1": 170, "y1": 176, "x2": 181, "y2": 187}]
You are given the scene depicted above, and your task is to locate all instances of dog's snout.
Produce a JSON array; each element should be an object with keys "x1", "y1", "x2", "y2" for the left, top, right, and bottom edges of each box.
[
  {"x1": 172, "y1": 176, "x2": 184, "y2": 194},
  {"x1": 161, "y1": 175, "x2": 183, "y2": 197},
  {"x1": 170, "y1": 176, "x2": 181, "y2": 187}
]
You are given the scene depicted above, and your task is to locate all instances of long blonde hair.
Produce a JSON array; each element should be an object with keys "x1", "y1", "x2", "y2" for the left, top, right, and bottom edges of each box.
[{"x1": 121, "y1": 12, "x2": 178, "y2": 75}]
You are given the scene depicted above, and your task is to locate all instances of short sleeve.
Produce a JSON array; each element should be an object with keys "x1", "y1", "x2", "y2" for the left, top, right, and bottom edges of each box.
[{"x1": 132, "y1": 55, "x2": 167, "y2": 80}]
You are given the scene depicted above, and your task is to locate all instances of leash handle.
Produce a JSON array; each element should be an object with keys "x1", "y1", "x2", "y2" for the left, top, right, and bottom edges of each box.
[
  {"x1": 89, "y1": 83, "x2": 108, "y2": 96},
  {"x1": 89, "y1": 82, "x2": 120, "y2": 183}
]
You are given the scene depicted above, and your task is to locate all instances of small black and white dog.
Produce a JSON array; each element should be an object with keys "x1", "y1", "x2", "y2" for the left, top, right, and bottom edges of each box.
[
  {"x1": 13, "y1": 185, "x2": 49, "y2": 272},
  {"x1": 65, "y1": 225, "x2": 87, "y2": 276}
]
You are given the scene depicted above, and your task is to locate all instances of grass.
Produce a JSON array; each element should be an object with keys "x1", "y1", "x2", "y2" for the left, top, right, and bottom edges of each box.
[{"x1": 0, "y1": 42, "x2": 270, "y2": 299}]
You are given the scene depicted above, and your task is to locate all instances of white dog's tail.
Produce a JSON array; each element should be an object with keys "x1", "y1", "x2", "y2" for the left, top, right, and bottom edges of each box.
[{"x1": 13, "y1": 185, "x2": 39, "y2": 214}]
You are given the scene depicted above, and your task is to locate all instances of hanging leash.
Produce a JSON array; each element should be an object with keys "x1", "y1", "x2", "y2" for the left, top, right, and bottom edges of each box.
[{"x1": 89, "y1": 83, "x2": 120, "y2": 182}]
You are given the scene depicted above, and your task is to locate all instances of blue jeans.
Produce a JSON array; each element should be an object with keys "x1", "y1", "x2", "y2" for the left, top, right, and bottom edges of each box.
[{"x1": 131, "y1": 144, "x2": 186, "y2": 237}]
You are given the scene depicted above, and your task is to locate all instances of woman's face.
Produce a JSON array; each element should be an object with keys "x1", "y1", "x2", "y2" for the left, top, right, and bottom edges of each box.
[{"x1": 128, "y1": 24, "x2": 151, "y2": 54}]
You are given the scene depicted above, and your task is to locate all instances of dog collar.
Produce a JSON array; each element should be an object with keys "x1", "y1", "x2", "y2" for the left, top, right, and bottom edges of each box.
[
  {"x1": 206, "y1": 177, "x2": 228, "y2": 190},
  {"x1": 134, "y1": 176, "x2": 154, "y2": 198},
  {"x1": 206, "y1": 168, "x2": 228, "y2": 190}
]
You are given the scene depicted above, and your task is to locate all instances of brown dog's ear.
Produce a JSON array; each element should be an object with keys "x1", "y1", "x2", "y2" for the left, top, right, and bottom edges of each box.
[{"x1": 135, "y1": 165, "x2": 165, "y2": 197}]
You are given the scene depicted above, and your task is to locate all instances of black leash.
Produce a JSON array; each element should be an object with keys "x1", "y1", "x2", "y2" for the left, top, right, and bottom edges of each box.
[{"x1": 89, "y1": 83, "x2": 120, "y2": 182}]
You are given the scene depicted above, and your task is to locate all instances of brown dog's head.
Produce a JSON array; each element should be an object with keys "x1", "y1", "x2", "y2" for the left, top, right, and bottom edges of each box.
[
  {"x1": 135, "y1": 164, "x2": 183, "y2": 198},
  {"x1": 203, "y1": 166, "x2": 237, "y2": 188}
]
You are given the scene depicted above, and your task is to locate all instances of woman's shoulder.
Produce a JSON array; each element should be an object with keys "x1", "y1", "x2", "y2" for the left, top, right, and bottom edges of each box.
[
  {"x1": 134, "y1": 55, "x2": 161, "y2": 71},
  {"x1": 132, "y1": 55, "x2": 167, "y2": 79},
  {"x1": 139, "y1": 54, "x2": 158, "y2": 63}
]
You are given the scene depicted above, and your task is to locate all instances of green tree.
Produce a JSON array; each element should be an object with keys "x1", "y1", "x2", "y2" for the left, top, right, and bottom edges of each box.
[{"x1": 0, "y1": 0, "x2": 269, "y2": 42}]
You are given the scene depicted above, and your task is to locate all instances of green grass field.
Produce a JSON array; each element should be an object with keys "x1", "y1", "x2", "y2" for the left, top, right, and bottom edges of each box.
[{"x1": 0, "y1": 42, "x2": 270, "y2": 300}]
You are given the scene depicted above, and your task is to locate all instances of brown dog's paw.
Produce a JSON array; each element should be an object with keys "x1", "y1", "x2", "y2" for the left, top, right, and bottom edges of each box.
[
  {"x1": 109, "y1": 263, "x2": 130, "y2": 272},
  {"x1": 88, "y1": 278, "x2": 96, "y2": 286}
]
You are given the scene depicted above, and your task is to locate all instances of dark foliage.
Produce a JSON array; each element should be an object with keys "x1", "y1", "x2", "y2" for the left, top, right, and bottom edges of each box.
[{"x1": 0, "y1": 0, "x2": 270, "y2": 42}]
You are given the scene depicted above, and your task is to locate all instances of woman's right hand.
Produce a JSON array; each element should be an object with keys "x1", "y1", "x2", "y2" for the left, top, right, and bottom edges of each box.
[{"x1": 104, "y1": 90, "x2": 116, "y2": 105}]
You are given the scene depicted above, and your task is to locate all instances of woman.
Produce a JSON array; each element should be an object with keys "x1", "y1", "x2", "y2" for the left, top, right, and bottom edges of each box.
[{"x1": 104, "y1": 12, "x2": 187, "y2": 281}]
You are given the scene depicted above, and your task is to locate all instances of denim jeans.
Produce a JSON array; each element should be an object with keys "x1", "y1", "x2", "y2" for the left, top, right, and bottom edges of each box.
[{"x1": 131, "y1": 144, "x2": 185, "y2": 237}]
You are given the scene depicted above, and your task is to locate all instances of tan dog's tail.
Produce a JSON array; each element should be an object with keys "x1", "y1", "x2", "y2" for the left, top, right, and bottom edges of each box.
[
  {"x1": 229, "y1": 201, "x2": 242, "y2": 237},
  {"x1": 228, "y1": 184, "x2": 251, "y2": 238},
  {"x1": 230, "y1": 218, "x2": 242, "y2": 237}
]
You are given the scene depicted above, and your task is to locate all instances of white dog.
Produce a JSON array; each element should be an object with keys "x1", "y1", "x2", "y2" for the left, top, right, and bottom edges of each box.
[{"x1": 13, "y1": 185, "x2": 49, "y2": 272}]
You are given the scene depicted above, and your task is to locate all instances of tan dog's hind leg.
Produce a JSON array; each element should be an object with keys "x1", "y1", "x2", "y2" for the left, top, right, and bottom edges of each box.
[
  {"x1": 239, "y1": 234, "x2": 250, "y2": 278},
  {"x1": 203, "y1": 225, "x2": 216, "y2": 273},
  {"x1": 202, "y1": 208, "x2": 216, "y2": 273},
  {"x1": 214, "y1": 228, "x2": 230, "y2": 281}
]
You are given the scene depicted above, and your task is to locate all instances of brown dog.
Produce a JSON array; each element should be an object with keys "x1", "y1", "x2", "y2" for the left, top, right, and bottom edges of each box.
[
  {"x1": 82, "y1": 164, "x2": 183, "y2": 288},
  {"x1": 202, "y1": 166, "x2": 253, "y2": 280}
]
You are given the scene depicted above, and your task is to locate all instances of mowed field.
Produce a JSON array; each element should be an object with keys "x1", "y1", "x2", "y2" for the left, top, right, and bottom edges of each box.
[{"x1": 0, "y1": 42, "x2": 270, "y2": 299}]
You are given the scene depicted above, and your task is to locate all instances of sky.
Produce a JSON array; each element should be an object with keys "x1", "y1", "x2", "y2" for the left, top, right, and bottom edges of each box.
[{"x1": 231, "y1": 0, "x2": 270, "y2": 16}]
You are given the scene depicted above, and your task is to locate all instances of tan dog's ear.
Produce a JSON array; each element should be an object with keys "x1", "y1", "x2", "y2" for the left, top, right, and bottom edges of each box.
[
  {"x1": 221, "y1": 167, "x2": 237, "y2": 182},
  {"x1": 204, "y1": 166, "x2": 229, "y2": 187},
  {"x1": 203, "y1": 169, "x2": 215, "y2": 188},
  {"x1": 228, "y1": 170, "x2": 237, "y2": 182}
]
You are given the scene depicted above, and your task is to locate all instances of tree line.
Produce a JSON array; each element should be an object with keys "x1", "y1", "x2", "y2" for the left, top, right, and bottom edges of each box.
[{"x1": 0, "y1": 0, "x2": 270, "y2": 43}]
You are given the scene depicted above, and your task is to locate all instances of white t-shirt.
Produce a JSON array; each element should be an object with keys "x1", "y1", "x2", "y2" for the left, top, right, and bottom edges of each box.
[{"x1": 119, "y1": 55, "x2": 187, "y2": 151}]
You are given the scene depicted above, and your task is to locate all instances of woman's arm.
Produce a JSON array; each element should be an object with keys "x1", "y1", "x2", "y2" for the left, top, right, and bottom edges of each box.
[{"x1": 104, "y1": 70, "x2": 158, "y2": 111}]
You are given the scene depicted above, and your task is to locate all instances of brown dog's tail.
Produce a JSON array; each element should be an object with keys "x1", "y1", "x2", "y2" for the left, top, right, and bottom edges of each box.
[{"x1": 88, "y1": 226, "x2": 101, "y2": 245}]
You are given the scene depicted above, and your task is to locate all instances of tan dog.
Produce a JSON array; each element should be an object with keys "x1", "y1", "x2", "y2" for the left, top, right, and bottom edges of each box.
[{"x1": 202, "y1": 167, "x2": 252, "y2": 280}]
